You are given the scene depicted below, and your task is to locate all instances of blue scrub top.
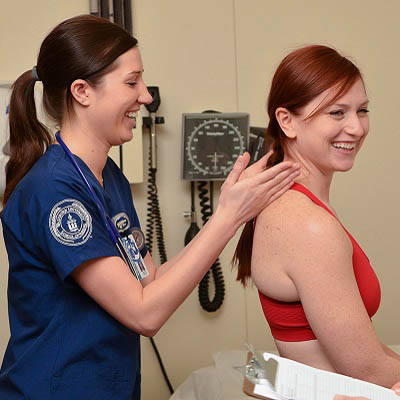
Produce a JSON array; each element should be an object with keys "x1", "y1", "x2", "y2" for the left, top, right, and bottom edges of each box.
[{"x1": 0, "y1": 144, "x2": 148, "y2": 399}]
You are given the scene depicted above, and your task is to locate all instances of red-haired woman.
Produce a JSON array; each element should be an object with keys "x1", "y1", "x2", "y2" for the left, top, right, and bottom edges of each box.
[{"x1": 234, "y1": 45, "x2": 400, "y2": 389}]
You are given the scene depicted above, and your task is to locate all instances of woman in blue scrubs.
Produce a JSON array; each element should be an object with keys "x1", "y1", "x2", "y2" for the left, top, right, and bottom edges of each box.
[{"x1": 0, "y1": 15, "x2": 299, "y2": 399}]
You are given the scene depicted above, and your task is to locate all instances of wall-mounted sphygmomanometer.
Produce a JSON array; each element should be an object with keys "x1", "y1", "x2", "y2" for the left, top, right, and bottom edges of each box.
[
  {"x1": 181, "y1": 112, "x2": 249, "y2": 181},
  {"x1": 182, "y1": 112, "x2": 249, "y2": 312}
]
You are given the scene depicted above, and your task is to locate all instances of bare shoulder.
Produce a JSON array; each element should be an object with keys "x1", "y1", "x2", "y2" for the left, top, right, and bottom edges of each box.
[
  {"x1": 257, "y1": 190, "x2": 344, "y2": 236},
  {"x1": 252, "y1": 190, "x2": 353, "y2": 301},
  {"x1": 254, "y1": 189, "x2": 352, "y2": 265}
]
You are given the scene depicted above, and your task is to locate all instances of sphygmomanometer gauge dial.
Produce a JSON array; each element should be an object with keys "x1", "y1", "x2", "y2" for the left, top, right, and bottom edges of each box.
[{"x1": 181, "y1": 113, "x2": 249, "y2": 181}]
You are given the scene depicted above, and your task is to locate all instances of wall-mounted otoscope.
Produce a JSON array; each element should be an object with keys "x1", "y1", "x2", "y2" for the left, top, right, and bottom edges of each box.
[
  {"x1": 143, "y1": 87, "x2": 167, "y2": 263},
  {"x1": 143, "y1": 87, "x2": 164, "y2": 170}
]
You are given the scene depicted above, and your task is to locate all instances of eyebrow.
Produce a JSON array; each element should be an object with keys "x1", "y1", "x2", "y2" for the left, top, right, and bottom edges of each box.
[
  {"x1": 332, "y1": 100, "x2": 370, "y2": 108},
  {"x1": 127, "y1": 70, "x2": 144, "y2": 76}
]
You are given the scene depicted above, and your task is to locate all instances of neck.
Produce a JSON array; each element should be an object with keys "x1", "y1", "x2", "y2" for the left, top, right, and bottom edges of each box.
[
  {"x1": 59, "y1": 119, "x2": 110, "y2": 185},
  {"x1": 284, "y1": 156, "x2": 333, "y2": 205},
  {"x1": 295, "y1": 174, "x2": 332, "y2": 205}
]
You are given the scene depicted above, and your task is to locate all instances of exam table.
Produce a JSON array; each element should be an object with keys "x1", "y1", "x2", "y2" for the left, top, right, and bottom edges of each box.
[
  {"x1": 169, "y1": 349, "x2": 275, "y2": 400},
  {"x1": 170, "y1": 346, "x2": 400, "y2": 400}
]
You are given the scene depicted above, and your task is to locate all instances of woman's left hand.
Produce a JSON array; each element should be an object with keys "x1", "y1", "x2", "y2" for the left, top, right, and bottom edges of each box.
[{"x1": 217, "y1": 151, "x2": 300, "y2": 232}]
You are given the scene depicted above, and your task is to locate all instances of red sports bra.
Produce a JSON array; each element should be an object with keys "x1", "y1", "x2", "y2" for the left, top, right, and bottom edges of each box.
[{"x1": 258, "y1": 183, "x2": 381, "y2": 342}]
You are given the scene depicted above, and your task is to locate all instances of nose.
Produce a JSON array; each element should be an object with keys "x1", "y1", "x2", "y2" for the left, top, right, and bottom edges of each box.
[
  {"x1": 344, "y1": 112, "x2": 368, "y2": 137},
  {"x1": 138, "y1": 84, "x2": 153, "y2": 105}
]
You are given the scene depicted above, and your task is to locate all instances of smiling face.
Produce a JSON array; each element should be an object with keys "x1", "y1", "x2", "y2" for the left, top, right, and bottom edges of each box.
[
  {"x1": 86, "y1": 47, "x2": 152, "y2": 147},
  {"x1": 285, "y1": 78, "x2": 369, "y2": 176}
]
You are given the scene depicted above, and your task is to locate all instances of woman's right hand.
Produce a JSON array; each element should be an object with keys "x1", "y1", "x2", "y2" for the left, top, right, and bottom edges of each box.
[{"x1": 217, "y1": 150, "x2": 300, "y2": 233}]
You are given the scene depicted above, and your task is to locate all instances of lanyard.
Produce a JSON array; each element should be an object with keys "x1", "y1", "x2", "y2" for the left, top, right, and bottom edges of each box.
[{"x1": 55, "y1": 132, "x2": 148, "y2": 281}]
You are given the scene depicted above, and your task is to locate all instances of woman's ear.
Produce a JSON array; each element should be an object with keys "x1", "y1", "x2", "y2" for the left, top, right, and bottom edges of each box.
[
  {"x1": 275, "y1": 107, "x2": 297, "y2": 139},
  {"x1": 70, "y1": 79, "x2": 91, "y2": 106}
]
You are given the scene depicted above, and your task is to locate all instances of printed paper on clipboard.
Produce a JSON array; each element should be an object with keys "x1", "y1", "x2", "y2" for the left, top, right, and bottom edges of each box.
[{"x1": 244, "y1": 351, "x2": 399, "y2": 400}]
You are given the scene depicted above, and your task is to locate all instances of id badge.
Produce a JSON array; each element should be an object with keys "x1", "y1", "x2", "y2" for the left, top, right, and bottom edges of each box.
[{"x1": 119, "y1": 233, "x2": 149, "y2": 281}]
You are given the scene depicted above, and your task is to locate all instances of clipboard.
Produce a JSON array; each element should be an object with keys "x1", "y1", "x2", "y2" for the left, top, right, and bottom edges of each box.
[
  {"x1": 242, "y1": 351, "x2": 277, "y2": 400},
  {"x1": 243, "y1": 350, "x2": 399, "y2": 400}
]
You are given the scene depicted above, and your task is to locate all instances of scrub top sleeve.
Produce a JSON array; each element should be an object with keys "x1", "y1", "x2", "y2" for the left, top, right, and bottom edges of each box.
[{"x1": 39, "y1": 179, "x2": 120, "y2": 281}]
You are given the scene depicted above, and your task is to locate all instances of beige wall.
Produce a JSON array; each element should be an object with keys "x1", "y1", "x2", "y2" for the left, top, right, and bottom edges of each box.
[{"x1": 1, "y1": 1, "x2": 400, "y2": 399}]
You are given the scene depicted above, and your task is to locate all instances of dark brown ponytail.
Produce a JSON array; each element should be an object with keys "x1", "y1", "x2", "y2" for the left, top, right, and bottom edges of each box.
[
  {"x1": 233, "y1": 45, "x2": 362, "y2": 286},
  {"x1": 3, "y1": 71, "x2": 52, "y2": 205},
  {"x1": 2, "y1": 15, "x2": 138, "y2": 207}
]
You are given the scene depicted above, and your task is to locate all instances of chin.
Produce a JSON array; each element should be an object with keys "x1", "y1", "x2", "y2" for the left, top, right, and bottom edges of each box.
[
  {"x1": 120, "y1": 130, "x2": 134, "y2": 144},
  {"x1": 334, "y1": 162, "x2": 355, "y2": 172}
]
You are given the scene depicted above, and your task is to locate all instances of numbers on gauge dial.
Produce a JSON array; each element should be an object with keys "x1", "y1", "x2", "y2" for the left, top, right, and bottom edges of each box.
[{"x1": 186, "y1": 118, "x2": 244, "y2": 177}]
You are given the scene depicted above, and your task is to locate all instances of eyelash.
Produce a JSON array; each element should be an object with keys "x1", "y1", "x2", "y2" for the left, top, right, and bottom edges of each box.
[
  {"x1": 127, "y1": 82, "x2": 138, "y2": 87},
  {"x1": 329, "y1": 110, "x2": 345, "y2": 117},
  {"x1": 329, "y1": 109, "x2": 370, "y2": 117}
]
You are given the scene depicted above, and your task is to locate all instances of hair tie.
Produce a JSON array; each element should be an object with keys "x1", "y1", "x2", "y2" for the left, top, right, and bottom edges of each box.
[{"x1": 32, "y1": 66, "x2": 41, "y2": 82}]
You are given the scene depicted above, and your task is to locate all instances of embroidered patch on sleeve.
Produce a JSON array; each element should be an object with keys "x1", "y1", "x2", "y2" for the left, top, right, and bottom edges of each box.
[
  {"x1": 111, "y1": 212, "x2": 130, "y2": 233},
  {"x1": 49, "y1": 199, "x2": 92, "y2": 246}
]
